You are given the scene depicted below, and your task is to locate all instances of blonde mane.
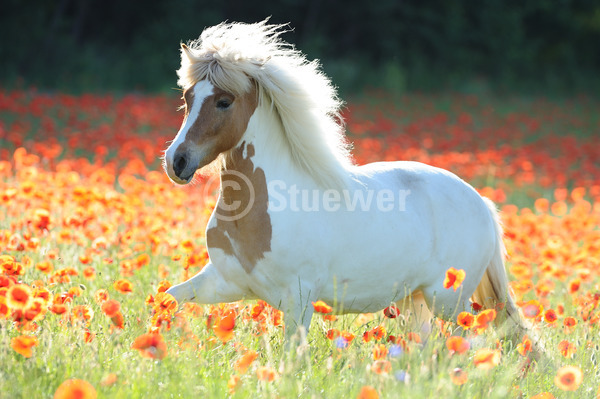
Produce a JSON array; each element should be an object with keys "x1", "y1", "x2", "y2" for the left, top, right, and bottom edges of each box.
[{"x1": 177, "y1": 20, "x2": 354, "y2": 190}]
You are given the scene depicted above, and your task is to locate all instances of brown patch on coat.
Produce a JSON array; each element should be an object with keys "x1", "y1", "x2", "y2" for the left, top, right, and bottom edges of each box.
[{"x1": 206, "y1": 143, "x2": 272, "y2": 273}]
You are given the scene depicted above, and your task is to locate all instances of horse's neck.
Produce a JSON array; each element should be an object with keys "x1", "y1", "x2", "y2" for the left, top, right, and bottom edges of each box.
[{"x1": 223, "y1": 105, "x2": 313, "y2": 188}]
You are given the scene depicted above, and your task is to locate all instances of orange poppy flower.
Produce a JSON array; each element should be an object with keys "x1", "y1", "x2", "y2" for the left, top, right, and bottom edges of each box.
[
  {"x1": 101, "y1": 299, "x2": 121, "y2": 318},
  {"x1": 68, "y1": 286, "x2": 83, "y2": 298},
  {"x1": 83, "y1": 329, "x2": 95, "y2": 343},
  {"x1": 6, "y1": 284, "x2": 32, "y2": 310},
  {"x1": 113, "y1": 279, "x2": 133, "y2": 294},
  {"x1": 322, "y1": 314, "x2": 337, "y2": 322},
  {"x1": 54, "y1": 379, "x2": 97, "y2": 399},
  {"x1": 568, "y1": 279, "x2": 581, "y2": 294},
  {"x1": 11, "y1": 335, "x2": 38, "y2": 358},
  {"x1": 33, "y1": 287, "x2": 51, "y2": 303},
  {"x1": 94, "y1": 289, "x2": 109, "y2": 304},
  {"x1": 24, "y1": 298, "x2": 46, "y2": 322},
  {"x1": 517, "y1": 335, "x2": 532, "y2": 356},
  {"x1": 256, "y1": 366, "x2": 278, "y2": 382},
  {"x1": 557, "y1": 340, "x2": 576, "y2": 358},
  {"x1": 363, "y1": 325, "x2": 386, "y2": 343},
  {"x1": 0, "y1": 297, "x2": 8, "y2": 318},
  {"x1": 153, "y1": 292, "x2": 178, "y2": 316},
  {"x1": 554, "y1": 365, "x2": 583, "y2": 391},
  {"x1": 534, "y1": 198, "x2": 549, "y2": 213},
  {"x1": 180, "y1": 239, "x2": 195, "y2": 252},
  {"x1": 327, "y1": 329, "x2": 341, "y2": 340},
  {"x1": 250, "y1": 301, "x2": 265, "y2": 319},
  {"x1": 443, "y1": 267, "x2": 466, "y2": 291},
  {"x1": 213, "y1": 311, "x2": 236, "y2": 343},
  {"x1": 544, "y1": 309, "x2": 558, "y2": 323},
  {"x1": 342, "y1": 331, "x2": 355, "y2": 343},
  {"x1": 157, "y1": 280, "x2": 172, "y2": 293},
  {"x1": 371, "y1": 359, "x2": 392, "y2": 374},
  {"x1": 32, "y1": 208, "x2": 51, "y2": 230},
  {"x1": 110, "y1": 311, "x2": 125, "y2": 329},
  {"x1": 473, "y1": 348, "x2": 501, "y2": 370},
  {"x1": 135, "y1": 253, "x2": 150, "y2": 268},
  {"x1": 131, "y1": 332, "x2": 167, "y2": 360},
  {"x1": 227, "y1": 375, "x2": 241, "y2": 394},
  {"x1": 235, "y1": 350, "x2": 258, "y2": 374},
  {"x1": 83, "y1": 266, "x2": 96, "y2": 280},
  {"x1": 563, "y1": 317, "x2": 577, "y2": 328},
  {"x1": 78, "y1": 255, "x2": 91, "y2": 265},
  {"x1": 522, "y1": 299, "x2": 543, "y2": 319},
  {"x1": 372, "y1": 343, "x2": 388, "y2": 360},
  {"x1": 450, "y1": 368, "x2": 468, "y2": 385},
  {"x1": 407, "y1": 332, "x2": 421, "y2": 343},
  {"x1": 36, "y1": 261, "x2": 53, "y2": 274},
  {"x1": 0, "y1": 255, "x2": 17, "y2": 274},
  {"x1": 446, "y1": 336, "x2": 470, "y2": 354},
  {"x1": 271, "y1": 308, "x2": 284, "y2": 326},
  {"x1": 529, "y1": 393, "x2": 555, "y2": 399},
  {"x1": 100, "y1": 373, "x2": 118, "y2": 387},
  {"x1": 71, "y1": 305, "x2": 94, "y2": 324},
  {"x1": 357, "y1": 385, "x2": 379, "y2": 399},
  {"x1": 49, "y1": 303, "x2": 68, "y2": 315},
  {"x1": 457, "y1": 311, "x2": 475, "y2": 329},
  {"x1": 474, "y1": 309, "x2": 497, "y2": 332},
  {"x1": 312, "y1": 300, "x2": 333, "y2": 314}
]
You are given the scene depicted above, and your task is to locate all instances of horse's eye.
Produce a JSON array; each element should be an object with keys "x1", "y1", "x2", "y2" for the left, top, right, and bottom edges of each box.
[{"x1": 216, "y1": 99, "x2": 231, "y2": 109}]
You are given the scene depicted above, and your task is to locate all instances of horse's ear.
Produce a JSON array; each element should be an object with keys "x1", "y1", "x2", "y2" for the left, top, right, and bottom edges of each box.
[{"x1": 180, "y1": 43, "x2": 192, "y2": 60}]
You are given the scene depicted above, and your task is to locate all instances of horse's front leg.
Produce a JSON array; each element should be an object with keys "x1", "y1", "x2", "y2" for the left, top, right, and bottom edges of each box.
[
  {"x1": 166, "y1": 262, "x2": 245, "y2": 305},
  {"x1": 279, "y1": 281, "x2": 318, "y2": 342}
]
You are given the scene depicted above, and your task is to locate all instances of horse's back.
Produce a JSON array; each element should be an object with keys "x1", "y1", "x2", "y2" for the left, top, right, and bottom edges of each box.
[{"x1": 349, "y1": 160, "x2": 497, "y2": 291}]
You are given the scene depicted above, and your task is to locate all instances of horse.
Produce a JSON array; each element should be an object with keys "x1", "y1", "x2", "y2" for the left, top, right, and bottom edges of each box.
[{"x1": 163, "y1": 20, "x2": 539, "y2": 356}]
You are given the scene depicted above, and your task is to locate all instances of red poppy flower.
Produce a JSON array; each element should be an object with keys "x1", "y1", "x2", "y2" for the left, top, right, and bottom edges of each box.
[
  {"x1": 131, "y1": 332, "x2": 167, "y2": 360},
  {"x1": 54, "y1": 379, "x2": 97, "y2": 399},
  {"x1": 357, "y1": 386, "x2": 379, "y2": 399},
  {"x1": 457, "y1": 311, "x2": 475, "y2": 329},
  {"x1": 312, "y1": 300, "x2": 333, "y2": 314},
  {"x1": 11, "y1": 335, "x2": 38, "y2": 358},
  {"x1": 213, "y1": 311, "x2": 236, "y2": 343},
  {"x1": 383, "y1": 305, "x2": 400, "y2": 318},
  {"x1": 443, "y1": 267, "x2": 466, "y2": 291},
  {"x1": 235, "y1": 350, "x2": 258, "y2": 374},
  {"x1": 473, "y1": 348, "x2": 501, "y2": 369},
  {"x1": 554, "y1": 365, "x2": 583, "y2": 391},
  {"x1": 446, "y1": 336, "x2": 470, "y2": 354}
]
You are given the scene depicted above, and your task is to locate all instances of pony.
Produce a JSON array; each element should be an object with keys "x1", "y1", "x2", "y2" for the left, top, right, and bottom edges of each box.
[{"x1": 163, "y1": 20, "x2": 540, "y2": 358}]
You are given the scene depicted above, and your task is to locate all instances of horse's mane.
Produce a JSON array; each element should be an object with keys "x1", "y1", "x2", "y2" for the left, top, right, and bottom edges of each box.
[{"x1": 177, "y1": 20, "x2": 354, "y2": 190}]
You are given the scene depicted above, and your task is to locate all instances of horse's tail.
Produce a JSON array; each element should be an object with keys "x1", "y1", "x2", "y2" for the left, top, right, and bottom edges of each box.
[{"x1": 472, "y1": 198, "x2": 548, "y2": 364}]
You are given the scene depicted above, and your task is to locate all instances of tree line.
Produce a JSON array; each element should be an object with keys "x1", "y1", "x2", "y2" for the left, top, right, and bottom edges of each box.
[{"x1": 1, "y1": 0, "x2": 599, "y2": 94}]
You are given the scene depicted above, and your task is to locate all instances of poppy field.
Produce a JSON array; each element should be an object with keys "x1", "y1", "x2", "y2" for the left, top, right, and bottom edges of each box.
[{"x1": 1, "y1": 88, "x2": 599, "y2": 398}]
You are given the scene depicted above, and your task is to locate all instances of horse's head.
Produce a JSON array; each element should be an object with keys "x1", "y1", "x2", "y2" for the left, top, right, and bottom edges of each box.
[{"x1": 164, "y1": 78, "x2": 258, "y2": 184}]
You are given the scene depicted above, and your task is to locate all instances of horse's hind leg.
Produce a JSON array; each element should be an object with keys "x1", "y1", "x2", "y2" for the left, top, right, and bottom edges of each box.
[
  {"x1": 396, "y1": 290, "x2": 433, "y2": 337},
  {"x1": 422, "y1": 284, "x2": 473, "y2": 322}
]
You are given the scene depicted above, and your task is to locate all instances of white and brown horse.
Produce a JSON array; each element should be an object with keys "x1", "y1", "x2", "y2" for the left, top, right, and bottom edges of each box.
[{"x1": 163, "y1": 21, "x2": 534, "y2": 351}]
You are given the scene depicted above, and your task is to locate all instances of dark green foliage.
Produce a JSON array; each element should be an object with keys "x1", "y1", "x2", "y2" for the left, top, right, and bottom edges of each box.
[{"x1": 1, "y1": 0, "x2": 599, "y2": 94}]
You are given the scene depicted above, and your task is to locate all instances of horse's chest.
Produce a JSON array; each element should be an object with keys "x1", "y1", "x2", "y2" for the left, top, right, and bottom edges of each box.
[
  {"x1": 206, "y1": 216, "x2": 271, "y2": 273},
  {"x1": 205, "y1": 142, "x2": 272, "y2": 273}
]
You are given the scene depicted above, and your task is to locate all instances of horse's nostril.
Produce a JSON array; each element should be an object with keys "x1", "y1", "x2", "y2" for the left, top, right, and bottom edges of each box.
[{"x1": 173, "y1": 153, "x2": 188, "y2": 177}]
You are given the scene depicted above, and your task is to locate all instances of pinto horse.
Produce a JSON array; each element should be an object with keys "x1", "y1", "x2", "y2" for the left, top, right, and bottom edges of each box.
[{"x1": 163, "y1": 21, "x2": 538, "y2": 355}]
